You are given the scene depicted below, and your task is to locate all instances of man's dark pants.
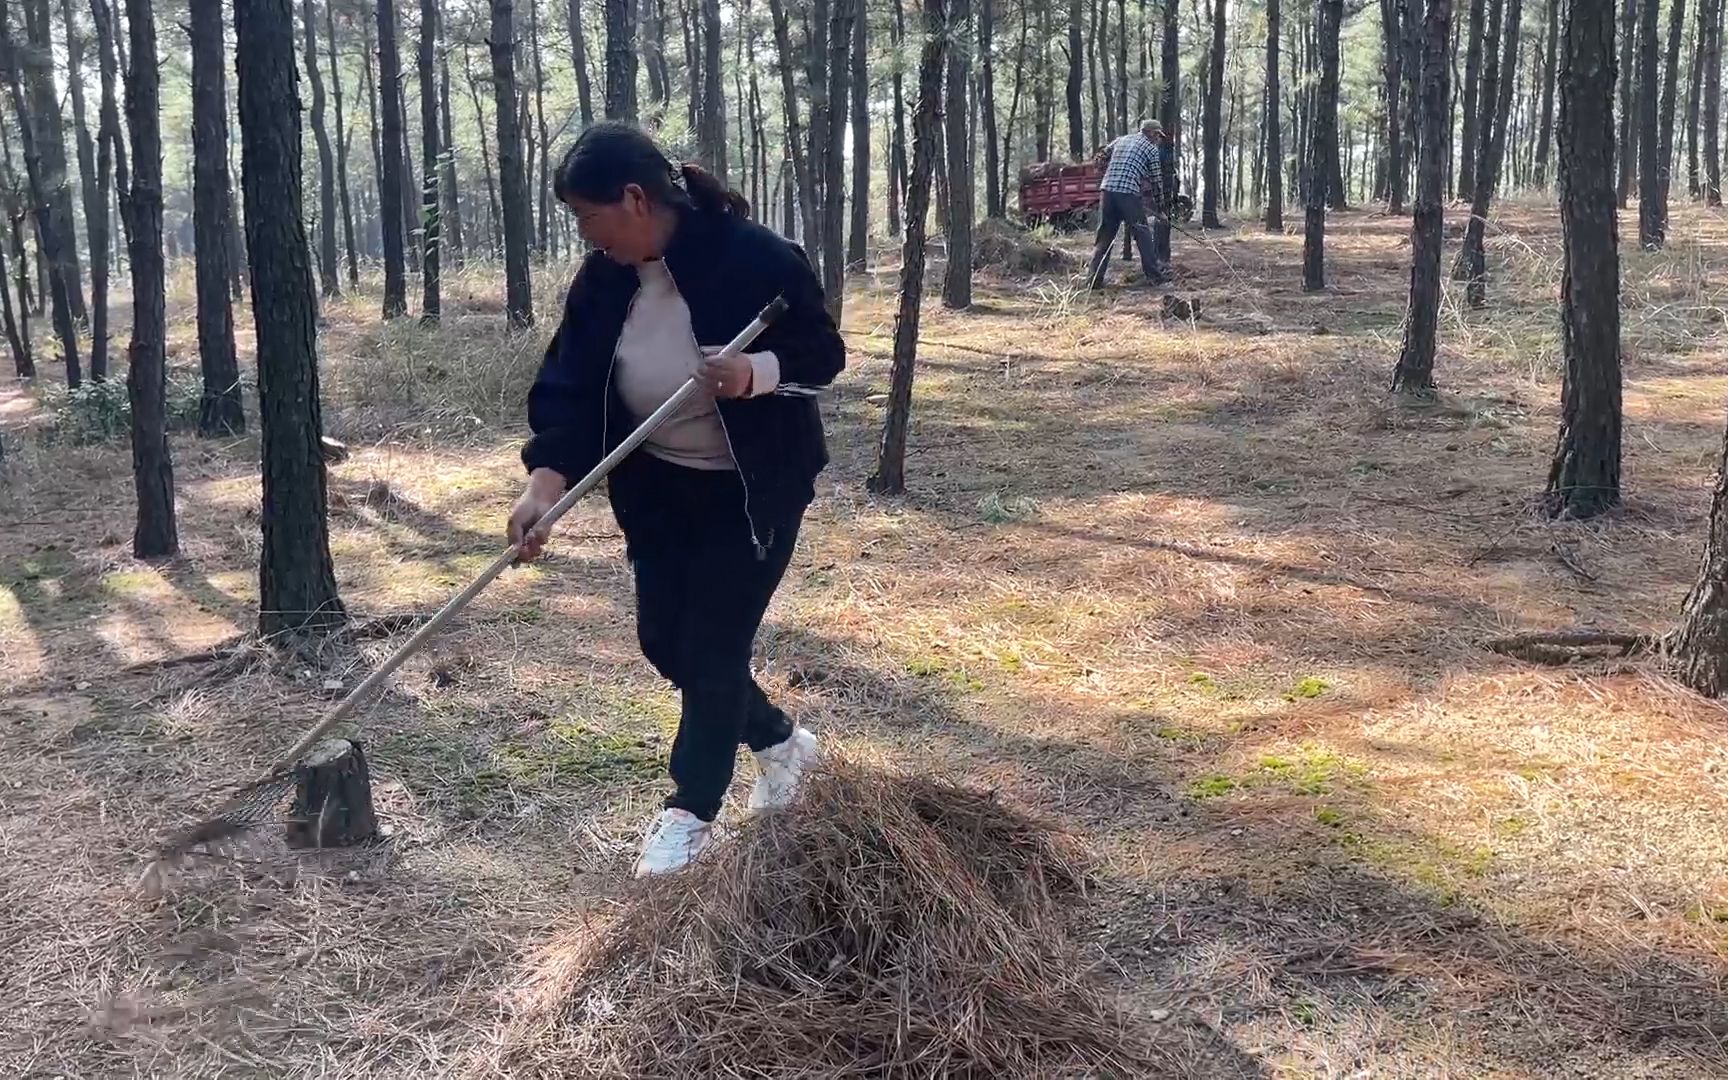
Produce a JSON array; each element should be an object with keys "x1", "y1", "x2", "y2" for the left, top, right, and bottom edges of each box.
[{"x1": 1088, "y1": 190, "x2": 1162, "y2": 288}]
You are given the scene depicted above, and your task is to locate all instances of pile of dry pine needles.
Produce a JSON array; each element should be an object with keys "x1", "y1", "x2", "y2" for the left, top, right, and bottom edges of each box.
[{"x1": 498, "y1": 760, "x2": 1182, "y2": 1079}]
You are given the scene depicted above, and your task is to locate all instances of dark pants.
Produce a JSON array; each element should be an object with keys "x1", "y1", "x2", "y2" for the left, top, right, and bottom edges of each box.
[
  {"x1": 609, "y1": 453, "x2": 799, "y2": 822},
  {"x1": 1088, "y1": 190, "x2": 1163, "y2": 288}
]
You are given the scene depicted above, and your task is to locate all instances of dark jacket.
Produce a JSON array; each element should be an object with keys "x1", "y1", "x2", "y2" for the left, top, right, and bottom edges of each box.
[{"x1": 521, "y1": 209, "x2": 846, "y2": 539}]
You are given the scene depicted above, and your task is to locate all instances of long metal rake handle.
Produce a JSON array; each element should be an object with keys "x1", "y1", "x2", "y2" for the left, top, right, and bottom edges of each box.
[{"x1": 266, "y1": 294, "x2": 790, "y2": 776}]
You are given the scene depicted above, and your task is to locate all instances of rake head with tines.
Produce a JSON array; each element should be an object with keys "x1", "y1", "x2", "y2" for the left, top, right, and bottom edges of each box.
[{"x1": 139, "y1": 296, "x2": 792, "y2": 894}]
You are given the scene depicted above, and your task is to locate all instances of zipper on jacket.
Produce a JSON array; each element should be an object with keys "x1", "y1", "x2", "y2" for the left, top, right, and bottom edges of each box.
[{"x1": 660, "y1": 261, "x2": 767, "y2": 560}]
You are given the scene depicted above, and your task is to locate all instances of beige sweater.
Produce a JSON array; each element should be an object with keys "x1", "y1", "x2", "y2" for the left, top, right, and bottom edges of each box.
[{"x1": 613, "y1": 259, "x2": 780, "y2": 471}]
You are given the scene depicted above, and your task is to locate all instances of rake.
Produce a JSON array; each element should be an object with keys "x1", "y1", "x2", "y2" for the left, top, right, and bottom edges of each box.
[{"x1": 142, "y1": 295, "x2": 790, "y2": 879}]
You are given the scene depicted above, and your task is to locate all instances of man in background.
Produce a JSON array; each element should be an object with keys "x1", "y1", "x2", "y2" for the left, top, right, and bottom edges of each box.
[{"x1": 1088, "y1": 119, "x2": 1168, "y2": 289}]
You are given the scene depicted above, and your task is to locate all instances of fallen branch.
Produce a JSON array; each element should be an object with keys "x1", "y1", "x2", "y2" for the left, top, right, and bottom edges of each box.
[{"x1": 1485, "y1": 630, "x2": 1654, "y2": 666}]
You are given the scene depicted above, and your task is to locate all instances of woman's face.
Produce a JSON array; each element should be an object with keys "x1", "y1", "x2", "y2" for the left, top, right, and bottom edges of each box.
[{"x1": 567, "y1": 184, "x2": 660, "y2": 264}]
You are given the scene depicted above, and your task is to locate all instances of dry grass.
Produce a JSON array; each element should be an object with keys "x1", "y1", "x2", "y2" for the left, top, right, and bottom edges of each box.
[
  {"x1": 491, "y1": 759, "x2": 1190, "y2": 1079},
  {"x1": 5, "y1": 198, "x2": 1728, "y2": 1076}
]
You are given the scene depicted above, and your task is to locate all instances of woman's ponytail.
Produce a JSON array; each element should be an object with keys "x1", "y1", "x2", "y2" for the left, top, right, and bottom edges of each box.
[{"x1": 678, "y1": 162, "x2": 751, "y2": 218}]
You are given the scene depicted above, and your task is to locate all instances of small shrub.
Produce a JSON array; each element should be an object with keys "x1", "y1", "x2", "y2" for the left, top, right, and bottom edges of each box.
[
  {"x1": 44, "y1": 368, "x2": 211, "y2": 445},
  {"x1": 1187, "y1": 774, "x2": 1237, "y2": 799},
  {"x1": 48, "y1": 378, "x2": 132, "y2": 443},
  {"x1": 1284, "y1": 675, "x2": 1331, "y2": 701}
]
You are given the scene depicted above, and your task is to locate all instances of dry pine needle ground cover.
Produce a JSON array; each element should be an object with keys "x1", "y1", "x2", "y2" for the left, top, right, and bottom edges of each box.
[{"x1": 4, "y1": 203, "x2": 1728, "y2": 1076}]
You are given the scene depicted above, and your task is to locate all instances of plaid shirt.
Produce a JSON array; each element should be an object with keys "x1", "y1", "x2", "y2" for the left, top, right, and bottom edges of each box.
[{"x1": 1100, "y1": 134, "x2": 1165, "y2": 210}]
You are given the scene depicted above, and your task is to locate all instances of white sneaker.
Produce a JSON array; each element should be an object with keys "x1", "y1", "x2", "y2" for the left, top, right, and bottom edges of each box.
[
  {"x1": 748, "y1": 726, "x2": 820, "y2": 811},
  {"x1": 632, "y1": 809, "x2": 712, "y2": 878}
]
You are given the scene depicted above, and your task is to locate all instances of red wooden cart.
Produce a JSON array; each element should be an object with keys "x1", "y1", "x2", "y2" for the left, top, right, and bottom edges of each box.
[
  {"x1": 1017, "y1": 161, "x2": 1105, "y2": 227},
  {"x1": 1016, "y1": 159, "x2": 1194, "y2": 229}
]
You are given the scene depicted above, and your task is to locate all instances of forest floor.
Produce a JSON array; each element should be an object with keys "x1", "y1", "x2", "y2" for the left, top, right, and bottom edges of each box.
[{"x1": 5, "y1": 202, "x2": 1728, "y2": 1077}]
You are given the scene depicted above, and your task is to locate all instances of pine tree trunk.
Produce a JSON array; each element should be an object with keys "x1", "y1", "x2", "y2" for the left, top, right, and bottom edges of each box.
[
  {"x1": 528, "y1": 0, "x2": 548, "y2": 257},
  {"x1": 944, "y1": 0, "x2": 973, "y2": 308},
  {"x1": 0, "y1": 13, "x2": 81, "y2": 387},
  {"x1": 1202, "y1": 0, "x2": 1225, "y2": 225},
  {"x1": 1067, "y1": 0, "x2": 1084, "y2": 156},
  {"x1": 121, "y1": 0, "x2": 176, "y2": 559},
  {"x1": 1687, "y1": 0, "x2": 1706, "y2": 198},
  {"x1": 1619, "y1": 0, "x2": 1638, "y2": 205},
  {"x1": 682, "y1": 0, "x2": 701, "y2": 135},
  {"x1": 646, "y1": 0, "x2": 670, "y2": 109},
  {"x1": 1116, "y1": 0, "x2": 1128, "y2": 130},
  {"x1": 979, "y1": 0, "x2": 1001, "y2": 219},
  {"x1": 326, "y1": 0, "x2": 360, "y2": 288},
  {"x1": 224, "y1": 76, "x2": 247, "y2": 297},
  {"x1": 90, "y1": 0, "x2": 128, "y2": 269},
  {"x1": 1637, "y1": 0, "x2": 1661, "y2": 247},
  {"x1": 1087, "y1": 0, "x2": 1100, "y2": 151},
  {"x1": 401, "y1": 85, "x2": 421, "y2": 276},
  {"x1": 301, "y1": 0, "x2": 342, "y2": 298},
  {"x1": 870, "y1": 0, "x2": 949, "y2": 497},
  {"x1": 363, "y1": 16, "x2": 386, "y2": 250},
  {"x1": 695, "y1": 0, "x2": 723, "y2": 178},
  {"x1": 565, "y1": 0, "x2": 595, "y2": 125},
  {"x1": 438, "y1": 29, "x2": 464, "y2": 269},
  {"x1": 849, "y1": 3, "x2": 871, "y2": 259},
  {"x1": 768, "y1": 0, "x2": 821, "y2": 249},
  {"x1": 1034, "y1": 0, "x2": 1051, "y2": 159},
  {"x1": 1708, "y1": 0, "x2": 1724, "y2": 205},
  {"x1": 1098, "y1": 0, "x2": 1113, "y2": 136},
  {"x1": 605, "y1": 0, "x2": 639, "y2": 121},
  {"x1": 492, "y1": 0, "x2": 535, "y2": 327},
  {"x1": 236, "y1": 0, "x2": 347, "y2": 637},
  {"x1": 1265, "y1": 0, "x2": 1283, "y2": 229},
  {"x1": 420, "y1": 0, "x2": 442, "y2": 320},
  {"x1": 1400, "y1": 0, "x2": 1420, "y2": 194},
  {"x1": 1303, "y1": 0, "x2": 1342, "y2": 292},
  {"x1": 1454, "y1": 0, "x2": 1519, "y2": 305},
  {"x1": 1534, "y1": 0, "x2": 1558, "y2": 185},
  {"x1": 463, "y1": 47, "x2": 503, "y2": 254},
  {"x1": 0, "y1": 235, "x2": 25, "y2": 378},
  {"x1": 85, "y1": 1, "x2": 115, "y2": 371},
  {"x1": 810, "y1": 0, "x2": 830, "y2": 244},
  {"x1": 1001, "y1": 0, "x2": 1026, "y2": 203},
  {"x1": 1382, "y1": 0, "x2": 1407, "y2": 211},
  {"x1": 1392, "y1": 0, "x2": 1453, "y2": 396},
  {"x1": 61, "y1": 0, "x2": 103, "y2": 379},
  {"x1": 891, "y1": 0, "x2": 909, "y2": 230},
  {"x1": 1668, "y1": 413, "x2": 1728, "y2": 695},
  {"x1": 377, "y1": 0, "x2": 409, "y2": 317},
  {"x1": 1160, "y1": 0, "x2": 1179, "y2": 154},
  {"x1": 23, "y1": 0, "x2": 86, "y2": 328},
  {"x1": 747, "y1": 18, "x2": 766, "y2": 216},
  {"x1": 1546, "y1": 0, "x2": 1621, "y2": 520},
  {"x1": 822, "y1": 0, "x2": 854, "y2": 314},
  {"x1": 1458, "y1": 0, "x2": 1484, "y2": 196},
  {"x1": 190, "y1": 0, "x2": 244, "y2": 437},
  {"x1": 1656, "y1": 0, "x2": 1686, "y2": 238}
]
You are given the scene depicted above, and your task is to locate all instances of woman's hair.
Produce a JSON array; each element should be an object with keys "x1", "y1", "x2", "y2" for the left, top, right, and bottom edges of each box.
[{"x1": 555, "y1": 121, "x2": 749, "y2": 218}]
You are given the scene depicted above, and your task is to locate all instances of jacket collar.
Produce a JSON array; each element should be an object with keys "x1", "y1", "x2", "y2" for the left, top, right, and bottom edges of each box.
[
  {"x1": 590, "y1": 208, "x2": 731, "y2": 294},
  {"x1": 660, "y1": 207, "x2": 729, "y2": 292}
]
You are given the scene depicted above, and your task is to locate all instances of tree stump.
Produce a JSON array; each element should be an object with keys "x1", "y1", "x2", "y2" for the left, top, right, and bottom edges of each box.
[{"x1": 286, "y1": 738, "x2": 380, "y2": 848}]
